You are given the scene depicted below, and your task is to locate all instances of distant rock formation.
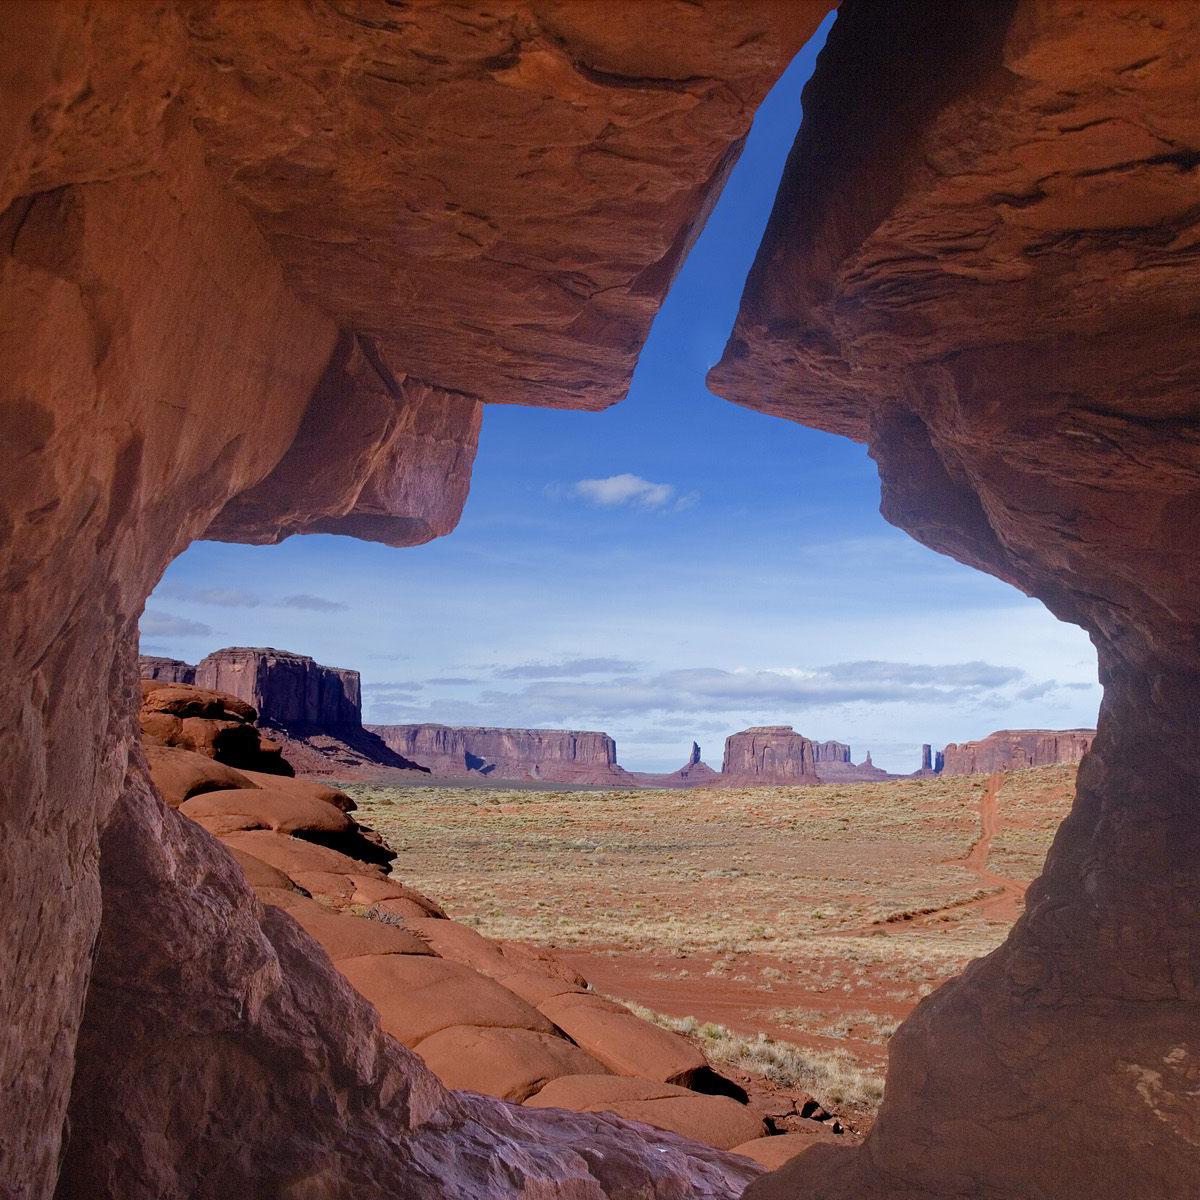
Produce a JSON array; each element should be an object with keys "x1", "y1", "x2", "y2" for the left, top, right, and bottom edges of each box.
[
  {"x1": 140, "y1": 649, "x2": 427, "y2": 777},
  {"x1": 911, "y1": 743, "x2": 942, "y2": 779},
  {"x1": 626, "y1": 742, "x2": 719, "y2": 789},
  {"x1": 676, "y1": 742, "x2": 718, "y2": 783},
  {"x1": 940, "y1": 729, "x2": 1096, "y2": 776},
  {"x1": 370, "y1": 724, "x2": 633, "y2": 785},
  {"x1": 195, "y1": 646, "x2": 361, "y2": 727},
  {"x1": 138, "y1": 655, "x2": 197, "y2": 684},
  {"x1": 814, "y1": 749, "x2": 894, "y2": 784},
  {"x1": 812, "y1": 740, "x2": 850, "y2": 765},
  {"x1": 720, "y1": 727, "x2": 819, "y2": 785}
]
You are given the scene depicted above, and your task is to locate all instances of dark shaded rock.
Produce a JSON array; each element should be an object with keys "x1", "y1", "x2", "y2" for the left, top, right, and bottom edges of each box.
[
  {"x1": 139, "y1": 681, "x2": 293, "y2": 777},
  {"x1": 137, "y1": 655, "x2": 196, "y2": 684},
  {"x1": 196, "y1": 646, "x2": 361, "y2": 728}
]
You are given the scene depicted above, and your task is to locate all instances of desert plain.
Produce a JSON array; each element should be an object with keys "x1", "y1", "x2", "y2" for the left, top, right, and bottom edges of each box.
[{"x1": 346, "y1": 766, "x2": 1076, "y2": 1126}]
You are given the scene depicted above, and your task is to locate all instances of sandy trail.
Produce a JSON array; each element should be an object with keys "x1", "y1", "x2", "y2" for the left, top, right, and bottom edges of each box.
[{"x1": 960, "y1": 772, "x2": 1025, "y2": 923}]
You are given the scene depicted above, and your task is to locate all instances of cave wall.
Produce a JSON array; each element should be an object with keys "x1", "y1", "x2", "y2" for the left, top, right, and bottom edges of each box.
[
  {"x1": 0, "y1": 3, "x2": 829, "y2": 1197},
  {"x1": 709, "y1": 2, "x2": 1200, "y2": 1195}
]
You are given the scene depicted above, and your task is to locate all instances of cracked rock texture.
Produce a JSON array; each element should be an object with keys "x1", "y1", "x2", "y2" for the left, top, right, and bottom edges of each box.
[
  {"x1": 0, "y1": 2, "x2": 828, "y2": 1197},
  {"x1": 711, "y1": 1, "x2": 1200, "y2": 1196}
]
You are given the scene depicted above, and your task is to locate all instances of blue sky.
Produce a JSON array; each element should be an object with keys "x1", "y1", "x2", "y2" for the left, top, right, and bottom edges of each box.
[{"x1": 144, "y1": 19, "x2": 1100, "y2": 773}]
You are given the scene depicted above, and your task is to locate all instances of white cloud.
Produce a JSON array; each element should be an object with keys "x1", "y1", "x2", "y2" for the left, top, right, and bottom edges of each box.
[
  {"x1": 569, "y1": 474, "x2": 693, "y2": 510},
  {"x1": 281, "y1": 593, "x2": 349, "y2": 612},
  {"x1": 495, "y1": 656, "x2": 640, "y2": 679},
  {"x1": 140, "y1": 610, "x2": 212, "y2": 638},
  {"x1": 158, "y1": 584, "x2": 261, "y2": 607}
]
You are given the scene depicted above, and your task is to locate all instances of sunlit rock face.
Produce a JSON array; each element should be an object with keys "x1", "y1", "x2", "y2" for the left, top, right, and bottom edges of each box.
[
  {"x1": 196, "y1": 647, "x2": 362, "y2": 729},
  {"x1": 371, "y1": 723, "x2": 631, "y2": 784},
  {"x1": 940, "y1": 728, "x2": 1096, "y2": 776},
  {"x1": 721, "y1": 726, "x2": 820, "y2": 784},
  {"x1": 0, "y1": 2, "x2": 830, "y2": 1197},
  {"x1": 711, "y1": 1, "x2": 1200, "y2": 1195}
]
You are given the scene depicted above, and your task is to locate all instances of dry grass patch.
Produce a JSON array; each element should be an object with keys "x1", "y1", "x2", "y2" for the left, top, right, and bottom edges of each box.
[{"x1": 619, "y1": 999, "x2": 886, "y2": 1113}]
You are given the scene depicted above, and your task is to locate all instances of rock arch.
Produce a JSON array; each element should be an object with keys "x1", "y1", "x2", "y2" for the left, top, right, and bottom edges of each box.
[{"x1": 2, "y1": 3, "x2": 1196, "y2": 1198}]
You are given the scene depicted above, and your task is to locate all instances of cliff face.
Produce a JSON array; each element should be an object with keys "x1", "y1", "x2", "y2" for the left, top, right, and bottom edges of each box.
[
  {"x1": 1, "y1": 3, "x2": 829, "y2": 1195},
  {"x1": 811, "y1": 739, "x2": 850, "y2": 764},
  {"x1": 371, "y1": 724, "x2": 630, "y2": 785},
  {"x1": 711, "y1": 2, "x2": 1200, "y2": 1195},
  {"x1": 721, "y1": 727, "x2": 818, "y2": 784},
  {"x1": 941, "y1": 729, "x2": 1096, "y2": 776},
  {"x1": 196, "y1": 647, "x2": 361, "y2": 729},
  {"x1": 138, "y1": 655, "x2": 196, "y2": 685}
]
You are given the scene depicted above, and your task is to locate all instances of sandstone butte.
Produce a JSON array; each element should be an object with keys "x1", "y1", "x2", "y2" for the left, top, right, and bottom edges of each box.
[
  {"x1": 371, "y1": 721, "x2": 635, "y2": 786},
  {"x1": 148, "y1": 651, "x2": 1090, "y2": 786},
  {"x1": 939, "y1": 728, "x2": 1096, "y2": 776},
  {"x1": 3, "y1": 4, "x2": 1198, "y2": 1200}
]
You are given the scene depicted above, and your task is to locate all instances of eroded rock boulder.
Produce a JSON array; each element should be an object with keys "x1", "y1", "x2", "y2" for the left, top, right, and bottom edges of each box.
[{"x1": 139, "y1": 680, "x2": 292, "y2": 776}]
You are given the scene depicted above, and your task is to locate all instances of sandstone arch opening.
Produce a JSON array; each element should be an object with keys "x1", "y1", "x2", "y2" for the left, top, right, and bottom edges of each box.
[{"x1": 3, "y1": 4, "x2": 1197, "y2": 1200}]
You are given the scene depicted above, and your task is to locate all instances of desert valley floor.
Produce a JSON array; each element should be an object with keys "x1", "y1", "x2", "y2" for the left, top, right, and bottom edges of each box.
[{"x1": 345, "y1": 767, "x2": 1076, "y2": 1127}]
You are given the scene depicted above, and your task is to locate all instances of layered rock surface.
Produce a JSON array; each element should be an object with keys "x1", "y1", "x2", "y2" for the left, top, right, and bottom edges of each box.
[
  {"x1": 710, "y1": 2, "x2": 1200, "y2": 1195},
  {"x1": 371, "y1": 723, "x2": 634, "y2": 785},
  {"x1": 720, "y1": 726, "x2": 819, "y2": 784},
  {"x1": 196, "y1": 646, "x2": 362, "y2": 727},
  {"x1": 940, "y1": 728, "x2": 1096, "y2": 776},
  {"x1": 2, "y1": 4, "x2": 829, "y2": 1195}
]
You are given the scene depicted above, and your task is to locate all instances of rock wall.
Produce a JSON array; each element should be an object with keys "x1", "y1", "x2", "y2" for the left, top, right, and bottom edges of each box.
[
  {"x1": 371, "y1": 723, "x2": 631, "y2": 785},
  {"x1": 941, "y1": 728, "x2": 1096, "y2": 776},
  {"x1": 720, "y1": 726, "x2": 819, "y2": 784},
  {"x1": 196, "y1": 646, "x2": 361, "y2": 729},
  {"x1": 0, "y1": 3, "x2": 828, "y2": 1197},
  {"x1": 138, "y1": 655, "x2": 196, "y2": 684},
  {"x1": 710, "y1": 1, "x2": 1200, "y2": 1195},
  {"x1": 812, "y1": 739, "x2": 850, "y2": 764}
]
